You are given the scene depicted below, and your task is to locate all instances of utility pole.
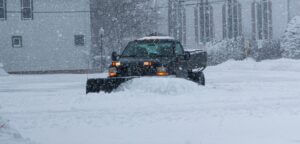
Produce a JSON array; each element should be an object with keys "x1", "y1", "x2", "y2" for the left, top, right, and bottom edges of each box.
[
  {"x1": 153, "y1": 0, "x2": 159, "y2": 32},
  {"x1": 287, "y1": 0, "x2": 291, "y2": 23},
  {"x1": 99, "y1": 28, "x2": 105, "y2": 72}
]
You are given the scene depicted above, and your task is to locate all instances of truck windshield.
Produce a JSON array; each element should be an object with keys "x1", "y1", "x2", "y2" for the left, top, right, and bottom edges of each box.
[{"x1": 122, "y1": 41, "x2": 175, "y2": 57}]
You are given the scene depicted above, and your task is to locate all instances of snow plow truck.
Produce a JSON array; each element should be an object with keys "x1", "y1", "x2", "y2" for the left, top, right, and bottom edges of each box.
[{"x1": 86, "y1": 35, "x2": 207, "y2": 93}]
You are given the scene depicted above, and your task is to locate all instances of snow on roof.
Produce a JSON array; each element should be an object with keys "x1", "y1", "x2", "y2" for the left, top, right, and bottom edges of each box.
[{"x1": 137, "y1": 36, "x2": 175, "y2": 41}]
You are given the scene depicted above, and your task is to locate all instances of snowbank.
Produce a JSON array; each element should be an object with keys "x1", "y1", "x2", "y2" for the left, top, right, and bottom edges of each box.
[
  {"x1": 0, "y1": 63, "x2": 8, "y2": 76},
  {"x1": 0, "y1": 116, "x2": 33, "y2": 144},
  {"x1": 101, "y1": 58, "x2": 300, "y2": 95},
  {"x1": 209, "y1": 58, "x2": 300, "y2": 72},
  {"x1": 115, "y1": 58, "x2": 300, "y2": 95},
  {"x1": 117, "y1": 77, "x2": 202, "y2": 96}
]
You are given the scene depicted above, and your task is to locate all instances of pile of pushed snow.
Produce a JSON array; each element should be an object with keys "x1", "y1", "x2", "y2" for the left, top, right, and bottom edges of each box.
[
  {"x1": 117, "y1": 77, "x2": 202, "y2": 95},
  {"x1": 0, "y1": 63, "x2": 8, "y2": 76},
  {"x1": 0, "y1": 116, "x2": 32, "y2": 144},
  {"x1": 209, "y1": 58, "x2": 300, "y2": 72}
]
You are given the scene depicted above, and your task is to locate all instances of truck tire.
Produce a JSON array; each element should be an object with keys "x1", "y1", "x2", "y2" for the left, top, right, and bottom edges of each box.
[
  {"x1": 198, "y1": 72, "x2": 205, "y2": 86},
  {"x1": 189, "y1": 71, "x2": 205, "y2": 86}
]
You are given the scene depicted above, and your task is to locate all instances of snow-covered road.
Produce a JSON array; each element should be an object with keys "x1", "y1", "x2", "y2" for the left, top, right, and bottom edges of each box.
[{"x1": 1, "y1": 59, "x2": 300, "y2": 144}]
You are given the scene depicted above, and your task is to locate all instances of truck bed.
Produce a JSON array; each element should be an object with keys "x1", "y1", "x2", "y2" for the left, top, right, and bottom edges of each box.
[{"x1": 186, "y1": 50, "x2": 207, "y2": 72}]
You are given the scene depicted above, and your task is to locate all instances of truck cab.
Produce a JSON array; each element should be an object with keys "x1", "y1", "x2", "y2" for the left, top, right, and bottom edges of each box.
[
  {"x1": 109, "y1": 36, "x2": 206, "y2": 84},
  {"x1": 86, "y1": 35, "x2": 207, "y2": 93}
]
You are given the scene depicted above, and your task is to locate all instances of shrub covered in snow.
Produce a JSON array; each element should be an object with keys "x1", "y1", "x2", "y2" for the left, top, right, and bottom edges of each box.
[
  {"x1": 282, "y1": 16, "x2": 300, "y2": 59},
  {"x1": 207, "y1": 37, "x2": 246, "y2": 65},
  {"x1": 251, "y1": 40, "x2": 282, "y2": 61}
]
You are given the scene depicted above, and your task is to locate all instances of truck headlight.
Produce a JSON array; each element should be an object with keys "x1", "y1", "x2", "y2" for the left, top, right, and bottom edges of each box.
[
  {"x1": 112, "y1": 61, "x2": 121, "y2": 67},
  {"x1": 156, "y1": 66, "x2": 169, "y2": 76},
  {"x1": 144, "y1": 61, "x2": 153, "y2": 66},
  {"x1": 109, "y1": 67, "x2": 117, "y2": 77}
]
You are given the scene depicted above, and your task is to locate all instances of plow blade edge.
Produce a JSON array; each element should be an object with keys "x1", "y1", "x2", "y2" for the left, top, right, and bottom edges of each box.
[{"x1": 86, "y1": 77, "x2": 134, "y2": 94}]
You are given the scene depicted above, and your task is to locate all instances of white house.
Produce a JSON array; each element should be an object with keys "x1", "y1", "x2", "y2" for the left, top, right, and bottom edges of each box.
[
  {"x1": 0, "y1": 0, "x2": 91, "y2": 73},
  {"x1": 159, "y1": 0, "x2": 300, "y2": 49}
]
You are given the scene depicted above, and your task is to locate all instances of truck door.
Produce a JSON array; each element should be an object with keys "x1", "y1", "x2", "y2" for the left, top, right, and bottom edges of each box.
[{"x1": 174, "y1": 42, "x2": 189, "y2": 78}]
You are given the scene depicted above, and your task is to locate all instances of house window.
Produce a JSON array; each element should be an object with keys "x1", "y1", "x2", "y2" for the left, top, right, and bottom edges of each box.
[
  {"x1": 21, "y1": 0, "x2": 33, "y2": 20},
  {"x1": 12, "y1": 36, "x2": 22, "y2": 48},
  {"x1": 0, "y1": 0, "x2": 6, "y2": 20},
  {"x1": 74, "y1": 35, "x2": 84, "y2": 46}
]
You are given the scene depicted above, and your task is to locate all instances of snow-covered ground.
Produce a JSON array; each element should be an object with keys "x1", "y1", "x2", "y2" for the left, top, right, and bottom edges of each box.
[
  {"x1": 1, "y1": 59, "x2": 300, "y2": 144},
  {"x1": 0, "y1": 63, "x2": 8, "y2": 76},
  {"x1": 0, "y1": 116, "x2": 33, "y2": 144}
]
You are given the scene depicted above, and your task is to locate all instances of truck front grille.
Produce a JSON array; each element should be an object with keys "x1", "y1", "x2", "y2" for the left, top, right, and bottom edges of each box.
[{"x1": 121, "y1": 63, "x2": 155, "y2": 77}]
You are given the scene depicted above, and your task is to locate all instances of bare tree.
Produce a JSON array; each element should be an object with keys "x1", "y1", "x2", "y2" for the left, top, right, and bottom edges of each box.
[
  {"x1": 90, "y1": 0, "x2": 160, "y2": 70},
  {"x1": 168, "y1": 0, "x2": 186, "y2": 45}
]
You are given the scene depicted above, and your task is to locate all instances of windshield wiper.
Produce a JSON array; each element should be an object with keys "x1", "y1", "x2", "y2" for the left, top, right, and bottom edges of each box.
[
  {"x1": 121, "y1": 55, "x2": 137, "y2": 57},
  {"x1": 149, "y1": 54, "x2": 172, "y2": 57}
]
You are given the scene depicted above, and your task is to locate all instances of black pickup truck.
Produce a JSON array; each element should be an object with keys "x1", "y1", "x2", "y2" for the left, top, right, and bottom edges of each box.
[{"x1": 86, "y1": 36, "x2": 207, "y2": 93}]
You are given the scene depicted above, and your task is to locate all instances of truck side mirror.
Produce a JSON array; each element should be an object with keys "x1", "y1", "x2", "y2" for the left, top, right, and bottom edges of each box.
[
  {"x1": 184, "y1": 52, "x2": 191, "y2": 60},
  {"x1": 111, "y1": 52, "x2": 118, "y2": 61}
]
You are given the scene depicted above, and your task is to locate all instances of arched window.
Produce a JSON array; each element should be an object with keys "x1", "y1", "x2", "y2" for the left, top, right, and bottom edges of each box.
[
  {"x1": 168, "y1": 0, "x2": 186, "y2": 45},
  {"x1": 21, "y1": 0, "x2": 33, "y2": 20},
  {"x1": 251, "y1": 0, "x2": 273, "y2": 40},
  {"x1": 194, "y1": 0, "x2": 214, "y2": 45},
  {"x1": 0, "y1": 0, "x2": 6, "y2": 20},
  {"x1": 222, "y1": 0, "x2": 243, "y2": 39}
]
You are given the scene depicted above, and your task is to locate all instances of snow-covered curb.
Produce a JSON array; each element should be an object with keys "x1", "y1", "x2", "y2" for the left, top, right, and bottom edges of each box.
[
  {"x1": 0, "y1": 63, "x2": 8, "y2": 76},
  {"x1": 0, "y1": 116, "x2": 33, "y2": 144}
]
